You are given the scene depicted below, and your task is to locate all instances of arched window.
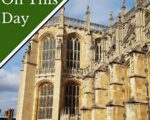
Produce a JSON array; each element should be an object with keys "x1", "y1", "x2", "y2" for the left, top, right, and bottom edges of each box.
[
  {"x1": 95, "y1": 41, "x2": 102, "y2": 62},
  {"x1": 64, "y1": 83, "x2": 80, "y2": 115},
  {"x1": 42, "y1": 36, "x2": 56, "y2": 69},
  {"x1": 67, "y1": 37, "x2": 80, "y2": 70},
  {"x1": 38, "y1": 83, "x2": 54, "y2": 119}
]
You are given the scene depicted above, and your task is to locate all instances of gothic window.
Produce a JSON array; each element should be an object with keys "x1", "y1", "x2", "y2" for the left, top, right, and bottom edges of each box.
[
  {"x1": 95, "y1": 41, "x2": 102, "y2": 62},
  {"x1": 42, "y1": 37, "x2": 56, "y2": 69},
  {"x1": 67, "y1": 38, "x2": 80, "y2": 69},
  {"x1": 38, "y1": 83, "x2": 54, "y2": 119},
  {"x1": 64, "y1": 83, "x2": 80, "y2": 115}
]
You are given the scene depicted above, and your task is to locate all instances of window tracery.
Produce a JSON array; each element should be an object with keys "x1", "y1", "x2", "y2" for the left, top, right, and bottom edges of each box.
[
  {"x1": 38, "y1": 83, "x2": 54, "y2": 119},
  {"x1": 41, "y1": 36, "x2": 56, "y2": 69},
  {"x1": 64, "y1": 83, "x2": 80, "y2": 115},
  {"x1": 67, "y1": 37, "x2": 80, "y2": 70},
  {"x1": 95, "y1": 40, "x2": 102, "y2": 62}
]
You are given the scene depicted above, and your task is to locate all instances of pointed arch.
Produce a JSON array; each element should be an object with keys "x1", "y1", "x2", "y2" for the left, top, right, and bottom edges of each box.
[
  {"x1": 63, "y1": 81, "x2": 80, "y2": 116},
  {"x1": 39, "y1": 32, "x2": 56, "y2": 70},
  {"x1": 67, "y1": 32, "x2": 81, "y2": 70},
  {"x1": 39, "y1": 32, "x2": 55, "y2": 42},
  {"x1": 67, "y1": 32, "x2": 83, "y2": 40},
  {"x1": 37, "y1": 82, "x2": 54, "y2": 119},
  {"x1": 95, "y1": 38, "x2": 102, "y2": 62}
]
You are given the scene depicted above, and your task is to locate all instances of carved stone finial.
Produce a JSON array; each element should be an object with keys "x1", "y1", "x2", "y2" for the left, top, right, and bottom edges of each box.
[
  {"x1": 86, "y1": 5, "x2": 90, "y2": 15},
  {"x1": 109, "y1": 11, "x2": 113, "y2": 21}
]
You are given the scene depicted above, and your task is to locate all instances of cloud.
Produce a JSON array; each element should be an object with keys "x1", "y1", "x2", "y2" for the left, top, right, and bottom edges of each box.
[
  {"x1": 0, "y1": 69, "x2": 20, "y2": 92},
  {"x1": 0, "y1": 41, "x2": 25, "y2": 116},
  {"x1": 0, "y1": 68, "x2": 19, "y2": 115}
]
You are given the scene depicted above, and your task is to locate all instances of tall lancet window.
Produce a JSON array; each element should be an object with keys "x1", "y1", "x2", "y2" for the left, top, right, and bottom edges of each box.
[
  {"x1": 42, "y1": 36, "x2": 56, "y2": 69},
  {"x1": 95, "y1": 40, "x2": 102, "y2": 62},
  {"x1": 64, "y1": 83, "x2": 80, "y2": 115},
  {"x1": 38, "y1": 83, "x2": 54, "y2": 119},
  {"x1": 67, "y1": 37, "x2": 80, "y2": 70}
]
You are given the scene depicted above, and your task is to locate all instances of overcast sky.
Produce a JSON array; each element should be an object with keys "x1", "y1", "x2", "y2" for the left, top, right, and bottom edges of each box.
[{"x1": 0, "y1": 0, "x2": 135, "y2": 116}]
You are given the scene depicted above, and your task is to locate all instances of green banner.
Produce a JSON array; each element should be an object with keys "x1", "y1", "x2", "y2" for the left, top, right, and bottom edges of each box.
[{"x1": 0, "y1": 0, "x2": 68, "y2": 68}]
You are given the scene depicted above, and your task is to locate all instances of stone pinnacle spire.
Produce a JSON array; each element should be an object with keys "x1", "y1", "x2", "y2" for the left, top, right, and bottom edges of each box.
[
  {"x1": 85, "y1": 5, "x2": 91, "y2": 32},
  {"x1": 109, "y1": 11, "x2": 113, "y2": 33},
  {"x1": 122, "y1": 0, "x2": 126, "y2": 9},
  {"x1": 60, "y1": 7, "x2": 65, "y2": 16},
  {"x1": 60, "y1": 7, "x2": 65, "y2": 27},
  {"x1": 121, "y1": 0, "x2": 126, "y2": 16},
  {"x1": 86, "y1": 5, "x2": 90, "y2": 15},
  {"x1": 109, "y1": 11, "x2": 113, "y2": 26}
]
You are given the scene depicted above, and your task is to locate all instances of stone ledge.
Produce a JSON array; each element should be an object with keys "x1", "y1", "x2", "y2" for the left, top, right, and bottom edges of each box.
[
  {"x1": 106, "y1": 101, "x2": 124, "y2": 107},
  {"x1": 80, "y1": 107, "x2": 92, "y2": 111},
  {"x1": 122, "y1": 97, "x2": 148, "y2": 104},
  {"x1": 109, "y1": 82, "x2": 124, "y2": 85},
  {"x1": 84, "y1": 92, "x2": 94, "y2": 94},
  {"x1": 94, "y1": 88, "x2": 107, "y2": 90},
  {"x1": 106, "y1": 104, "x2": 124, "y2": 107},
  {"x1": 92, "y1": 105, "x2": 106, "y2": 109},
  {"x1": 126, "y1": 98, "x2": 148, "y2": 104},
  {"x1": 129, "y1": 75, "x2": 146, "y2": 78},
  {"x1": 25, "y1": 61, "x2": 37, "y2": 66}
]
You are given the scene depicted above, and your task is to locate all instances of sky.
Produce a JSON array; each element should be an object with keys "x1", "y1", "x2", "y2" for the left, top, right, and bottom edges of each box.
[{"x1": 0, "y1": 0, "x2": 135, "y2": 116}]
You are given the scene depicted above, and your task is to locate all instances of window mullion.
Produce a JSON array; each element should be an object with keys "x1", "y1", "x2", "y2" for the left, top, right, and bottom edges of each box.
[
  {"x1": 38, "y1": 83, "x2": 53, "y2": 119},
  {"x1": 41, "y1": 37, "x2": 55, "y2": 70}
]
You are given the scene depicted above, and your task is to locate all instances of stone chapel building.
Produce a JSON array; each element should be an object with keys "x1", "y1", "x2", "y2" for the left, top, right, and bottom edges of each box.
[{"x1": 16, "y1": 0, "x2": 150, "y2": 120}]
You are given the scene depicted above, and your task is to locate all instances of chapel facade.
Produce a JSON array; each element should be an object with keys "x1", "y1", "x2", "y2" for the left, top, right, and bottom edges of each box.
[{"x1": 16, "y1": 0, "x2": 150, "y2": 120}]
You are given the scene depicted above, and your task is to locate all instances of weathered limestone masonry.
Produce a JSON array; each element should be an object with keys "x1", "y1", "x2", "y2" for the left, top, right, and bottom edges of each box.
[
  {"x1": 107, "y1": 63, "x2": 124, "y2": 120},
  {"x1": 17, "y1": 0, "x2": 150, "y2": 120}
]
